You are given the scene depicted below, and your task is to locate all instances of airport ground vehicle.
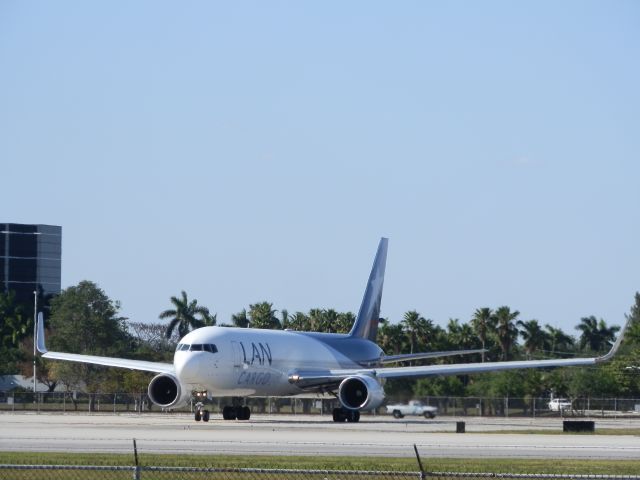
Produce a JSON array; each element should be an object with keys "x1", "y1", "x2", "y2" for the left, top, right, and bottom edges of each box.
[
  {"x1": 548, "y1": 398, "x2": 572, "y2": 411},
  {"x1": 386, "y1": 400, "x2": 437, "y2": 419}
]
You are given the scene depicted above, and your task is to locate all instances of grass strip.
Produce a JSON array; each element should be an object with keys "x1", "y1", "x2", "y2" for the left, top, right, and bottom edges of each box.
[{"x1": 1, "y1": 452, "x2": 640, "y2": 475}]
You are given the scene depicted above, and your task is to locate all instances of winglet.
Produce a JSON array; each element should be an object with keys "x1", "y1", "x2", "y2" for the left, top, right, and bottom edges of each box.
[
  {"x1": 349, "y1": 237, "x2": 388, "y2": 341},
  {"x1": 595, "y1": 315, "x2": 631, "y2": 363},
  {"x1": 36, "y1": 312, "x2": 48, "y2": 354}
]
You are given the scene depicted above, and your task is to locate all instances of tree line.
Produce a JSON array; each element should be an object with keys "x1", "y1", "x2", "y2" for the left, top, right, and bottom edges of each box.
[{"x1": 2, "y1": 281, "x2": 639, "y2": 401}]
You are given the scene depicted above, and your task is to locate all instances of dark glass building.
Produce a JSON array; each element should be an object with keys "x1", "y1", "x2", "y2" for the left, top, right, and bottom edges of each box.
[{"x1": 1, "y1": 223, "x2": 61, "y2": 303}]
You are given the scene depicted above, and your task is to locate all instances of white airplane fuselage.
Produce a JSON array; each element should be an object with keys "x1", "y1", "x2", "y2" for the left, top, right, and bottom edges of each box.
[{"x1": 175, "y1": 326, "x2": 377, "y2": 397}]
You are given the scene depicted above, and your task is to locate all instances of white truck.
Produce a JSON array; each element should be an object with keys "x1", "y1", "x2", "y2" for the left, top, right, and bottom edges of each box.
[
  {"x1": 548, "y1": 398, "x2": 572, "y2": 412},
  {"x1": 386, "y1": 400, "x2": 438, "y2": 419}
]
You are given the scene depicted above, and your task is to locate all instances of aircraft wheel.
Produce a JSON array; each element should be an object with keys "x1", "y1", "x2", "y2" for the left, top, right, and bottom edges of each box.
[
  {"x1": 195, "y1": 410, "x2": 202, "y2": 422},
  {"x1": 333, "y1": 408, "x2": 353, "y2": 422},
  {"x1": 332, "y1": 408, "x2": 339, "y2": 422},
  {"x1": 234, "y1": 405, "x2": 250, "y2": 420},
  {"x1": 346, "y1": 410, "x2": 360, "y2": 423},
  {"x1": 223, "y1": 405, "x2": 236, "y2": 420},
  {"x1": 202, "y1": 410, "x2": 210, "y2": 422}
]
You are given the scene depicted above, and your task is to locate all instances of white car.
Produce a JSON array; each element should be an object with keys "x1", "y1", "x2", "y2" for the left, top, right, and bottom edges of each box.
[{"x1": 548, "y1": 398, "x2": 572, "y2": 411}]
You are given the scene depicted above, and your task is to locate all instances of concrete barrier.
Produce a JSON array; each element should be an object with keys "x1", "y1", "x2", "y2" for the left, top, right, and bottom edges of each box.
[{"x1": 563, "y1": 420, "x2": 594, "y2": 432}]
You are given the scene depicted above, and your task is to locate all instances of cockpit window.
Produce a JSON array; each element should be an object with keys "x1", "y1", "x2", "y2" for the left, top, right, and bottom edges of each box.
[{"x1": 177, "y1": 343, "x2": 217, "y2": 353}]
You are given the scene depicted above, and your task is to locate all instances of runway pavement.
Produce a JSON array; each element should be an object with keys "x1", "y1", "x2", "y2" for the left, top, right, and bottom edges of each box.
[{"x1": 1, "y1": 412, "x2": 639, "y2": 459}]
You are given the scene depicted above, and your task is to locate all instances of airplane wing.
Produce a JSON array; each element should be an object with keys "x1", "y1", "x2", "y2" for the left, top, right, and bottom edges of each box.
[
  {"x1": 37, "y1": 313, "x2": 175, "y2": 375},
  {"x1": 372, "y1": 355, "x2": 601, "y2": 379},
  {"x1": 290, "y1": 315, "x2": 630, "y2": 389},
  {"x1": 380, "y1": 349, "x2": 486, "y2": 364}
]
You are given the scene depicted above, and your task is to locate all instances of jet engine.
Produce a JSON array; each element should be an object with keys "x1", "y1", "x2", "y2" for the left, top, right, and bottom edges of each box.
[
  {"x1": 337, "y1": 375, "x2": 385, "y2": 411},
  {"x1": 147, "y1": 374, "x2": 191, "y2": 409}
]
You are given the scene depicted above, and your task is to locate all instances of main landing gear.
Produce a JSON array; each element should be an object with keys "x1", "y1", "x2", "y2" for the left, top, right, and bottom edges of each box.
[
  {"x1": 222, "y1": 405, "x2": 251, "y2": 421},
  {"x1": 332, "y1": 407, "x2": 360, "y2": 423}
]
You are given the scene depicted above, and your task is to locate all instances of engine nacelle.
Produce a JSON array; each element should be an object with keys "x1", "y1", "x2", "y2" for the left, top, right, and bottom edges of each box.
[
  {"x1": 338, "y1": 375, "x2": 385, "y2": 411},
  {"x1": 147, "y1": 374, "x2": 191, "y2": 409}
]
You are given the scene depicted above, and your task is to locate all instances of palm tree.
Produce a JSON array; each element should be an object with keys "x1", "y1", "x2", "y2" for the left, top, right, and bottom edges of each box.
[
  {"x1": 336, "y1": 312, "x2": 355, "y2": 334},
  {"x1": 308, "y1": 308, "x2": 325, "y2": 331},
  {"x1": 493, "y1": 306, "x2": 519, "y2": 360},
  {"x1": 285, "y1": 311, "x2": 310, "y2": 331},
  {"x1": 447, "y1": 319, "x2": 477, "y2": 350},
  {"x1": 317, "y1": 309, "x2": 339, "y2": 333},
  {"x1": 544, "y1": 324, "x2": 575, "y2": 355},
  {"x1": 377, "y1": 318, "x2": 405, "y2": 355},
  {"x1": 401, "y1": 310, "x2": 426, "y2": 354},
  {"x1": 248, "y1": 301, "x2": 281, "y2": 329},
  {"x1": 576, "y1": 316, "x2": 620, "y2": 352},
  {"x1": 201, "y1": 311, "x2": 217, "y2": 327},
  {"x1": 231, "y1": 309, "x2": 249, "y2": 328},
  {"x1": 159, "y1": 291, "x2": 210, "y2": 339},
  {"x1": 470, "y1": 307, "x2": 493, "y2": 362},
  {"x1": 517, "y1": 319, "x2": 549, "y2": 359},
  {"x1": 280, "y1": 309, "x2": 289, "y2": 329}
]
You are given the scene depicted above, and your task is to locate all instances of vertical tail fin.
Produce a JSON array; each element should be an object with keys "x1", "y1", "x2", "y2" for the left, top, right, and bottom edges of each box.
[{"x1": 349, "y1": 237, "x2": 388, "y2": 341}]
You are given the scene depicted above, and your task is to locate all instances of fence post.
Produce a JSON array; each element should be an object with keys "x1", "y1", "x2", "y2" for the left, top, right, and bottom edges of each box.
[
  {"x1": 132, "y1": 439, "x2": 140, "y2": 480},
  {"x1": 413, "y1": 444, "x2": 425, "y2": 480}
]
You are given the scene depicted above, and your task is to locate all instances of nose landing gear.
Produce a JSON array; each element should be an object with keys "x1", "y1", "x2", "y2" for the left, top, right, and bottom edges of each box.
[
  {"x1": 193, "y1": 390, "x2": 210, "y2": 422},
  {"x1": 194, "y1": 407, "x2": 210, "y2": 422}
]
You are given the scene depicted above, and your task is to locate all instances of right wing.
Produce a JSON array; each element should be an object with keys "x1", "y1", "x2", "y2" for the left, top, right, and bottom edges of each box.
[{"x1": 37, "y1": 313, "x2": 174, "y2": 375}]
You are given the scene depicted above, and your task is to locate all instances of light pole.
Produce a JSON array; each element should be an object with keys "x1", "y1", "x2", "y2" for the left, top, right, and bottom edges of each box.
[{"x1": 33, "y1": 290, "x2": 37, "y2": 395}]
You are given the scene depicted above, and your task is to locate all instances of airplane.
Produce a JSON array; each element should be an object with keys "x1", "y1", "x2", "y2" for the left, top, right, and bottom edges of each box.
[{"x1": 37, "y1": 238, "x2": 630, "y2": 423}]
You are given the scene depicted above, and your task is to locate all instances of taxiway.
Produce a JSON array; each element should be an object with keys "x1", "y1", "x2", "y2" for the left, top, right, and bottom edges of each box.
[{"x1": 1, "y1": 413, "x2": 639, "y2": 459}]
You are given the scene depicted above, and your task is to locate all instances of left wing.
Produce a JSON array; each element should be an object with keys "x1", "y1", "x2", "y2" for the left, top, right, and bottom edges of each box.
[
  {"x1": 289, "y1": 316, "x2": 629, "y2": 389},
  {"x1": 37, "y1": 313, "x2": 174, "y2": 375},
  {"x1": 380, "y1": 349, "x2": 486, "y2": 364}
]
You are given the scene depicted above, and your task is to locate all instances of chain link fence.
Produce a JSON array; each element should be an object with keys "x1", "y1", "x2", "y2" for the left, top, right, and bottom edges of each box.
[
  {"x1": 2, "y1": 391, "x2": 640, "y2": 418},
  {"x1": 1, "y1": 465, "x2": 639, "y2": 480}
]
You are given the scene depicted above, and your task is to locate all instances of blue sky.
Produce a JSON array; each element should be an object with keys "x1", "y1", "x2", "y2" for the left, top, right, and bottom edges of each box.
[{"x1": 2, "y1": 1, "x2": 639, "y2": 336}]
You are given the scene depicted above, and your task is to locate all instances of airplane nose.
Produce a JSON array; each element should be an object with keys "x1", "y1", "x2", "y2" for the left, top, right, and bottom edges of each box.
[{"x1": 176, "y1": 354, "x2": 202, "y2": 383}]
